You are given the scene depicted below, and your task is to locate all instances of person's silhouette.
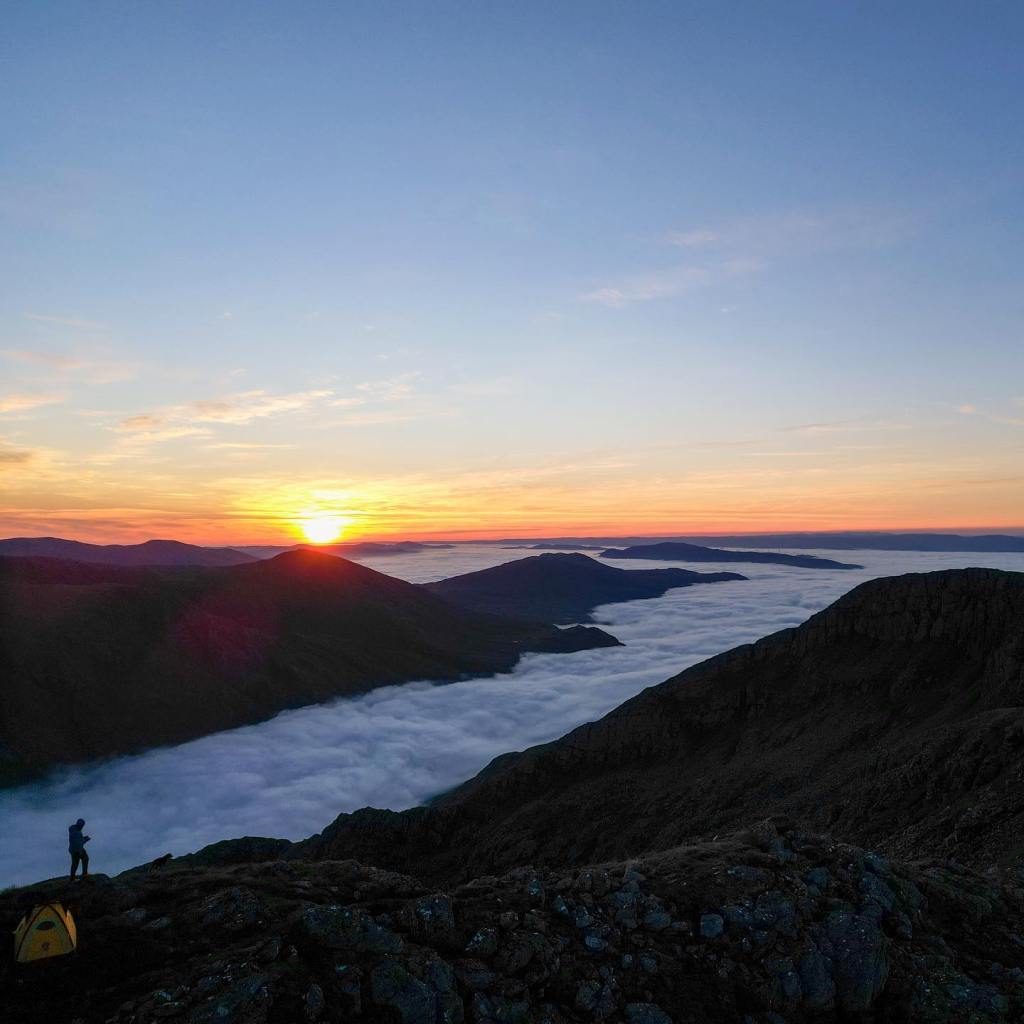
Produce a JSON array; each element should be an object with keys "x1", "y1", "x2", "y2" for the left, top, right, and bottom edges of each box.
[{"x1": 68, "y1": 818, "x2": 91, "y2": 880}]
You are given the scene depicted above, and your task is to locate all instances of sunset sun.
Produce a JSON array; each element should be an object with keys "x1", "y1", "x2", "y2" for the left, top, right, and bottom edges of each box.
[{"x1": 300, "y1": 515, "x2": 348, "y2": 545}]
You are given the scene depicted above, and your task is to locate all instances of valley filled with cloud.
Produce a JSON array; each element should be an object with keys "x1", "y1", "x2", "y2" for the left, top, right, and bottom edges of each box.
[{"x1": 3, "y1": 545, "x2": 1024, "y2": 886}]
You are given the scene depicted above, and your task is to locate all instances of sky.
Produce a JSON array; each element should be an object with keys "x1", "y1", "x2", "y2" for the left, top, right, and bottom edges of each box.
[{"x1": 2, "y1": 2, "x2": 1023, "y2": 544}]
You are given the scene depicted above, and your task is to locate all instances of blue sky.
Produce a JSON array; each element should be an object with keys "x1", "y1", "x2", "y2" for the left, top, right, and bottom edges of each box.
[{"x1": 2, "y1": 2, "x2": 1022, "y2": 541}]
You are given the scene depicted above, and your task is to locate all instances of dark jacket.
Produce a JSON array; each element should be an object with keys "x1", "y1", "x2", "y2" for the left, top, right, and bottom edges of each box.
[{"x1": 68, "y1": 824, "x2": 87, "y2": 854}]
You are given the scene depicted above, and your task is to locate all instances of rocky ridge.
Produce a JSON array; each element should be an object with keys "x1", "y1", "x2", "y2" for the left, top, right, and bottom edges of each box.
[{"x1": 4, "y1": 819, "x2": 1024, "y2": 1024}]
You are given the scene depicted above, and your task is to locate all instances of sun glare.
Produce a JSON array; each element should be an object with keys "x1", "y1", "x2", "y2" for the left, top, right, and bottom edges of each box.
[{"x1": 301, "y1": 515, "x2": 347, "y2": 545}]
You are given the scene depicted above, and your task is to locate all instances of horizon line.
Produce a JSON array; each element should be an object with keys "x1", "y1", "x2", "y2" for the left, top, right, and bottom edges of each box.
[{"x1": 4, "y1": 524, "x2": 1024, "y2": 548}]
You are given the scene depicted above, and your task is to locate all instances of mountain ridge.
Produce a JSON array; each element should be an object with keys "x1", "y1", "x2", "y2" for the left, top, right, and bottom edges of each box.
[
  {"x1": 0, "y1": 536, "x2": 256, "y2": 567},
  {"x1": 0, "y1": 550, "x2": 618, "y2": 782},
  {"x1": 229, "y1": 568, "x2": 1024, "y2": 883}
]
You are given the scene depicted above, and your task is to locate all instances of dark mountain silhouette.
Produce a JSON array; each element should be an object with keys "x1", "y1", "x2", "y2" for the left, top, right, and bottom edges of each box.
[
  {"x1": 602, "y1": 541, "x2": 861, "y2": 570},
  {"x1": 675, "y1": 531, "x2": 1024, "y2": 552},
  {"x1": 490, "y1": 531, "x2": 1024, "y2": 552},
  {"x1": 6, "y1": 568, "x2": 1024, "y2": 1023},
  {"x1": 423, "y1": 552, "x2": 745, "y2": 623},
  {"x1": 0, "y1": 536, "x2": 256, "y2": 567},
  {"x1": 0, "y1": 551, "x2": 618, "y2": 782},
  {"x1": 501, "y1": 542, "x2": 607, "y2": 551}
]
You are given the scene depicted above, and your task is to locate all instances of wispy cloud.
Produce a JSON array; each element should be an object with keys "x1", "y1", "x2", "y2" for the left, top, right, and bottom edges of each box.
[
  {"x1": 0, "y1": 441, "x2": 35, "y2": 467},
  {"x1": 952, "y1": 400, "x2": 1024, "y2": 428},
  {"x1": 2, "y1": 349, "x2": 87, "y2": 371},
  {"x1": 354, "y1": 373, "x2": 419, "y2": 402},
  {"x1": 333, "y1": 409, "x2": 445, "y2": 428},
  {"x1": 667, "y1": 204, "x2": 920, "y2": 257},
  {"x1": 667, "y1": 228, "x2": 719, "y2": 247},
  {"x1": 23, "y1": 313, "x2": 106, "y2": 330},
  {"x1": 204, "y1": 442, "x2": 296, "y2": 451},
  {"x1": 585, "y1": 204, "x2": 920, "y2": 308},
  {"x1": 0, "y1": 393, "x2": 64, "y2": 415},
  {"x1": 117, "y1": 389, "x2": 334, "y2": 437},
  {"x1": 1, "y1": 348, "x2": 136, "y2": 384},
  {"x1": 581, "y1": 262, "x2": 757, "y2": 307},
  {"x1": 780, "y1": 417, "x2": 912, "y2": 435}
]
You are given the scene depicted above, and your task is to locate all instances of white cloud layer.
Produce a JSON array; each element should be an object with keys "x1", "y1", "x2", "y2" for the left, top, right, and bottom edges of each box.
[{"x1": 2, "y1": 547, "x2": 1023, "y2": 886}]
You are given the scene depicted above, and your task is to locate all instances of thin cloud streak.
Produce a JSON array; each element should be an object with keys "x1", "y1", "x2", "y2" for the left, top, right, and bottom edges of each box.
[
  {"x1": 23, "y1": 313, "x2": 106, "y2": 330},
  {"x1": 0, "y1": 393, "x2": 64, "y2": 414},
  {"x1": 116, "y1": 389, "x2": 335, "y2": 436},
  {"x1": 581, "y1": 261, "x2": 758, "y2": 307},
  {"x1": 2, "y1": 348, "x2": 137, "y2": 384},
  {"x1": 586, "y1": 204, "x2": 920, "y2": 307}
]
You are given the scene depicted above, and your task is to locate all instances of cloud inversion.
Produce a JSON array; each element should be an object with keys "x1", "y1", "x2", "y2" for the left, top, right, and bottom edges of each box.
[{"x1": 2, "y1": 546, "x2": 1023, "y2": 887}]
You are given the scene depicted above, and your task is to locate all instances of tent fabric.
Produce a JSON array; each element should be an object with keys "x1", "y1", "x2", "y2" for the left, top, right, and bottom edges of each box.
[{"x1": 12, "y1": 902, "x2": 77, "y2": 962}]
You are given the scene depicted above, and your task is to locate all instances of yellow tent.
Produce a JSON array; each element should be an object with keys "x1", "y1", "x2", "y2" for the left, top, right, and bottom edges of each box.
[{"x1": 13, "y1": 902, "x2": 77, "y2": 962}]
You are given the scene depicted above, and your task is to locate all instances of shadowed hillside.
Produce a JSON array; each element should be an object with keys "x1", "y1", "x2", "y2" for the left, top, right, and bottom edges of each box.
[
  {"x1": 280, "y1": 569, "x2": 1024, "y2": 881},
  {"x1": 423, "y1": 552, "x2": 745, "y2": 623},
  {"x1": 0, "y1": 551, "x2": 618, "y2": 781}
]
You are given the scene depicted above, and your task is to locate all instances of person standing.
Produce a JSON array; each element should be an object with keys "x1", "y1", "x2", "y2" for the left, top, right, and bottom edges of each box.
[{"x1": 68, "y1": 818, "x2": 90, "y2": 880}]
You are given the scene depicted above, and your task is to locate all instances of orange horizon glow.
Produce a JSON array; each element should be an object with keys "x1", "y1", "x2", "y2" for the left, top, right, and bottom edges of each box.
[
  {"x1": 5, "y1": 438, "x2": 1024, "y2": 548},
  {"x1": 2, "y1": 515, "x2": 1023, "y2": 548}
]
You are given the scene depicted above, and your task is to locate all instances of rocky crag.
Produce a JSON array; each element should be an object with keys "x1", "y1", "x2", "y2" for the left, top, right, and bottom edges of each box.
[{"x1": 4, "y1": 819, "x2": 1024, "y2": 1024}]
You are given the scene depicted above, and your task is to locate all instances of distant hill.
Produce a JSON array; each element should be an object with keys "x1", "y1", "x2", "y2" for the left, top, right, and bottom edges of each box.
[
  {"x1": 424, "y1": 552, "x2": 745, "y2": 623},
  {"x1": 675, "y1": 531, "x2": 1024, "y2": 552},
  {"x1": 324, "y1": 540, "x2": 455, "y2": 556},
  {"x1": 601, "y1": 541, "x2": 861, "y2": 570},
  {"x1": 0, "y1": 536, "x2": 256, "y2": 567},
  {"x1": 501, "y1": 542, "x2": 607, "y2": 551},
  {"x1": 236, "y1": 540, "x2": 455, "y2": 559},
  {"x1": 0, "y1": 551, "x2": 618, "y2": 782}
]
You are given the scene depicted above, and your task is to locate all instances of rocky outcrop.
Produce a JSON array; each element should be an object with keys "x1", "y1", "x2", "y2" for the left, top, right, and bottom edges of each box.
[
  {"x1": 0, "y1": 551, "x2": 618, "y2": 780},
  {"x1": 4, "y1": 821, "x2": 1024, "y2": 1023},
  {"x1": 423, "y1": 553, "x2": 744, "y2": 624}
]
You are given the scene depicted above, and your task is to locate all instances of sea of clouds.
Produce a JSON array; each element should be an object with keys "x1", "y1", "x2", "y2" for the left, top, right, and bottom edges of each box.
[{"x1": 3, "y1": 545, "x2": 1024, "y2": 886}]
